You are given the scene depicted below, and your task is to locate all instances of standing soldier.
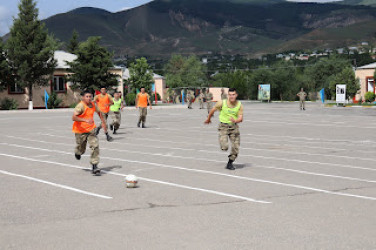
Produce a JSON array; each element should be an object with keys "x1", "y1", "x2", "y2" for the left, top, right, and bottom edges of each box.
[
  {"x1": 204, "y1": 88, "x2": 243, "y2": 170},
  {"x1": 109, "y1": 91, "x2": 124, "y2": 134},
  {"x1": 94, "y1": 87, "x2": 113, "y2": 141},
  {"x1": 205, "y1": 89, "x2": 214, "y2": 114},
  {"x1": 72, "y1": 90, "x2": 109, "y2": 175},
  {"x1": 297, "y1": 88, "x2": 307, "y2": 111},
  {"x1": 187, "y1": 89, "x2": 194, "y2": 109},
  {"x1": 221, "y1": 88, "x2": 228, "y2": 100},
  {"x1": 135, "y1": 87, "x2": 152, "y2": 128},
  {"x1": 173, "y1": 91, "x2": 177, "y2": 104},
  {"x1": 199, "y1": 89, "x2": 205, "y2": 109}
]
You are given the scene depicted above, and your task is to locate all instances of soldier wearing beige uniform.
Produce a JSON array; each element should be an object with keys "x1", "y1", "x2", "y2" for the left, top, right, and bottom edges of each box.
[
  {"x1": 297, "y1": 88, "x2": 307, "y2": 111},
  {"x1": 205, "y1": 88, "x2": 243, "y2": 170}
]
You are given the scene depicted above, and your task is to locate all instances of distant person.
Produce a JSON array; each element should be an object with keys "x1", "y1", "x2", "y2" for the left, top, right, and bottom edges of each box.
[
  {"x1": 187, "y1": 90, "x2": 194, "y2": 109},
  {"x1": 72, "y1": 90, "x2": 109, "y2": 175},
  {"x1": 199, "y1": 90, "x2": 205, "y2": 109},
  {"x1": 204, "y1": 88, "x2": 243, "y2": 170},
  {"x1": 135, "y1": 87, "x2": 152, "y2": 128},
  {"x1": 205, "y1": 89, "x2": 214, "y2": 114},
  {"x1": 109, "y1": 91, "x2": 124, "y2": 134},
  {"x1": 297, "y1": 88, "x2": 307, "y2": 111},
  {"x1": 94, "y1": 87, "x2": 113, "y2": 141},
  {"x1": 221, "y1": 88, "x2": 227, "y2": 100}
]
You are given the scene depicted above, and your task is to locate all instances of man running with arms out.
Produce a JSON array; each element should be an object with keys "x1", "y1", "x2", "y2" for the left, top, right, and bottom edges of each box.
[
  {"x1": 94, "y1": 87, "x2": 113, "y2": 141},
  {"x1": 135, "y1": 87, "x2": 152, "y2": 128},
  {"x1": 204, "y1": 88, "x2": 243, "y2": 170},
  {"x1": 109, "y1": 91, "x2": 124, "y2": 134},
  {"x1": 72, "y1": 90, "x2": 108, "y2": 175}
]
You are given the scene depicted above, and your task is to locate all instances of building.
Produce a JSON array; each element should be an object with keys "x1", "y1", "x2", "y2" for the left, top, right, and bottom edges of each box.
[
  {"x1": 355, "y1": 62, "x2": 376, "y2": 101},
  {"x1": 0, "y1": 50, "x2": 124, "y2": 109}
]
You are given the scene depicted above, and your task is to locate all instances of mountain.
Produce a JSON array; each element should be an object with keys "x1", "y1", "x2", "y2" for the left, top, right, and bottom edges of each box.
[{"x1": 42, "y1": 0, "x2": 376, "y2": 57}]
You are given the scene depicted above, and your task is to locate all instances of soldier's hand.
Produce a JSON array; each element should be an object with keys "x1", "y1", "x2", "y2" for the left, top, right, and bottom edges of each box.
[
  {"x1": 230, "y1": 117, "x2": 236, "y2": 123},
  {"x1": 204, "y1": 119, "x2": 211, "y2": 124},
  {"x1": 86, "y1": 118, "x2": 94, "y2": 125}
]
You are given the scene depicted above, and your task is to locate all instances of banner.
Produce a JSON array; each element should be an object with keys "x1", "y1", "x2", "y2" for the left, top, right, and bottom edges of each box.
[
  {"x1": 320, "y1": 88, "x2": 325, "y2": 104},
  {"x1": 258, "y1": 84, "x2": 270, "y2": 101},
  {"x1": 336, "y1": 85, "x2": 346, "y2": 104},
  {"x1": 44, "y1": 90, "x2": 49, "y2": 109}
]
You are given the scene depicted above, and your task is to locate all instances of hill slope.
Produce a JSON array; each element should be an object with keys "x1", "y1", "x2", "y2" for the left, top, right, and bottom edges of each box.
[{"x1": 42, "y1": 0, "x2": 376, "y2": 57}]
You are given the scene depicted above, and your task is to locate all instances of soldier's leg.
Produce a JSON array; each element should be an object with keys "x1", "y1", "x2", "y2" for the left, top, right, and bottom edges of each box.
[
  {"x1": 300, "y1": 101, "x2": 303, "y2": 110},
  {"x1": 109, "y1": 111, "x2": 116, "y2": 127},
  {"x1": 218, "y1": 123, "x2": 229, "y2": 151},
  {"x1": 228, "y1": 124, "x2": 240, "y2": 161},
  {"x1": 302, "y1": 101, "x2": 305, "y2": 110},
  {"x1": 138, "y1": 108, "x2": 143, "y2": 124},
  {"x1": 75, "y1": 133, "x2": 88, "y2": 156},
  {"x1": 142, "y1": 108, "x2": 147, "y2": 124},
  {"x1": 113, "y1": 112, "x2": 120, "y2": 130},
  {"x1": 88, "y1": 129, "x2": 99, "y2": 165}
]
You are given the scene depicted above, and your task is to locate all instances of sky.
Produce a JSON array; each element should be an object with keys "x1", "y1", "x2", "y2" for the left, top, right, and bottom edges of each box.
[{"x1": 0, "y1": 0, "x2": 342, "y2": 36}]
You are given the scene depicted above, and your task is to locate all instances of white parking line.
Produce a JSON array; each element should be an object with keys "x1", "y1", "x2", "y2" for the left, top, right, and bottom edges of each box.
[
  {"x1": 1, "y1": 144, "x2": 375, "y2": 202},
  {"x1": 0, "y1": 169, "x2": 113, "y2": 199},
  {"x1": 0, "y1": 153, "x2": 270, "y2": 204}
]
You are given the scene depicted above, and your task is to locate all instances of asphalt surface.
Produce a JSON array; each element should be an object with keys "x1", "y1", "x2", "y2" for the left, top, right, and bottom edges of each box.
[{"x1": 1, "y1": 102, "x2": 375, "y2": 250}]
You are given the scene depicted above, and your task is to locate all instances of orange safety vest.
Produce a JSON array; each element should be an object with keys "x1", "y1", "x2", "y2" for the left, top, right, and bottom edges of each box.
[
  {"x1": 137, "y1": 93, "x2": 149, "y2": 108},
  {"x1": 72, "y1": 101, "x2": 96, "y2": 134},
  {"x1": 96, "y1": 94, "x2": 111, "y2": 113}
]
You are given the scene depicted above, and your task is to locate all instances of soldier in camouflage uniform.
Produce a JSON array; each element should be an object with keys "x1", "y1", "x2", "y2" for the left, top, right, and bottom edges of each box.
[
  {"x1": 221, "y1": 88, "x2": 228, "y2": 100},
  {"x1": 72, "y1": 90, "x2": 109, "y2": 175},
  {"x1": 205, "y1": 89, "x2": 214, "y2": 114},
  {"x1": 198, "y1": 89, "x2": 205, "y2": 109},
  {"x1": 296, "y1": 88, "x2": 307, "y2": 111},
  {"x1": 204, "y1": 88, "x2": 243, "y2": 170},
  {"x1": 187, "y1": 90, "x2": 194, "y2": 109}
]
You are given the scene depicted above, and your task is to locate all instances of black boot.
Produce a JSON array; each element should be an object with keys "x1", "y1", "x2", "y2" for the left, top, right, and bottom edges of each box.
[
  {"x1": 75, "y1": 154, "x2": 81, "y2": 160},
  {"x1": 142, "y1": 123, "x2": 145, "y2": 128},
  {"x1": 137, "y1": 122, "x2": 141, "y2": 128},
  {"x1": 95, "y1": 126, "x2": 101, "y2": 135},
  {"x1": 92, "y1": 164, "x2": 100, "y2": 175},
  {"x1": 106, "y1": 133, "x2": 113, "y2": 142},
  {"x1": 226, "y1": 159, "x2": 235, "y2": 170}
]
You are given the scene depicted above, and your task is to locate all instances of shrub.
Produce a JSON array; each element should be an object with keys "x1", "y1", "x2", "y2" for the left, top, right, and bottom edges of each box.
[
  {"x1": 150, "y1": 92, "x2": 161, "y2": 103},
  {"x1": 0, "y1": 98, "x2": 18, "y2": 110},
  {"x1": 47, "y1": 92, "x2": 63, "y2": 109},
  {"x1": 364, "y1": 92, "x2": 375, "y2": 103},
  {"x1": 125, "y1": 93, "x2": 136, "y2": 106}
]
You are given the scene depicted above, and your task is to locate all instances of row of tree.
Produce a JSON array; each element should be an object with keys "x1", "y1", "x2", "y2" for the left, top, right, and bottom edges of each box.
[{"x1": 162, "y1": 54, "x2": 364, "y2": 101}]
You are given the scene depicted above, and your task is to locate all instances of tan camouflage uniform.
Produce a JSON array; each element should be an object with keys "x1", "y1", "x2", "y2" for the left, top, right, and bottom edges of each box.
[
  {"x1": 297, "y1": 91, "x2": 307, "y2": 110},
  {"x1": 199, "y1": 92, "x2": 205, "y2": 109},
  {"x1": 75, "y1": 129, "x2": 99, "y2": 165},
  {"x1": 206, "y1": 91, "x2": 213, "y2": 113}
]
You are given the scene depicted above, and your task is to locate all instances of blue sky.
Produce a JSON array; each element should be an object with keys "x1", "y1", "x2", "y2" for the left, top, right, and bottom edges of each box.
[{"x1": 0, "y1": 0, "x2": 341, "y2": 36}]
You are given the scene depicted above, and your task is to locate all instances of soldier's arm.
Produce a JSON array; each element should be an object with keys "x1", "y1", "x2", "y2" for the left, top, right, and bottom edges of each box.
[
  {"x1": 97, "y1": 111, "x2": 108, "y2": 132},
  {"x1": 230, "y1": 105, "x2": 244, "y2": 124},
  {"x1": 204, "y1": 107, "x2": 217, "y2": 124},
  {"x1": 135, "y1": 94, "x2": 139, "y2": 108},
  {"x1": 148, "y1": 95, "x2": 152, "y2": 109}
]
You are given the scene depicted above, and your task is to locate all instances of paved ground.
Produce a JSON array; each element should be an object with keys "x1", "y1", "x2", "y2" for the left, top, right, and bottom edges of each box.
[{"x1": 1, "y1": 102, "x2": 376, "y2": 250}]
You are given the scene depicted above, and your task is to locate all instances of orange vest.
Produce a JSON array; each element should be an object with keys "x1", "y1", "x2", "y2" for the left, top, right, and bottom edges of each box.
[
  {"x1": 96, "y1": 94, "x2": 111, "y2": 113},
  {"x1": 72, "y1": 101, "x2": 96, "y2": 134},
  {"x1": 137, "y1": 93, "x2": 149, "y2": 108}
]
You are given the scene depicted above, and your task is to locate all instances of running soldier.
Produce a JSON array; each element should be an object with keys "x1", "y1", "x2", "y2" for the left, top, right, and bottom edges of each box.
[
  {"x1": 72, "y1": 90, "x2": 109, "y2": 175},
  {"x1": 109, "y1": 91, "x2": 124, "y2": 134},
  {"x1": 94, "y1": 87, "x2": 113, "y2": 141},
  {"x1": 297, "y1": 88, "x2": 307, "y2": 111},
  {"x1": 135, "y1": 87, "x2": 152, "y2": 128},
  {"x1": 204, "y1": 88, "x2": 243, "y2": 170}
]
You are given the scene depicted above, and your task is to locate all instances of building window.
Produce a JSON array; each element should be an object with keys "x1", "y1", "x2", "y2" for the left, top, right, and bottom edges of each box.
[
  {"x1": 8, "y1": 83, "x2": 25, "y2": 94},
  {"x1": 366, "y1": 77, "x2": 375, "y2": 93},
  {"x1": 53, "y1": 76, "x2": 66, "y2": 93}
]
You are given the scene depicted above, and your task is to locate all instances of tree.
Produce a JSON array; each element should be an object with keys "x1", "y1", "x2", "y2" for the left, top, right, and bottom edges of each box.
[
  {"x1": 6, "y1": 0, "x2": 58, "y2": 110},
  {"x1": 165, "y1": 55, "x2": 207, "y2": 88},
  {"x1": 127, "y1": 57, "x2": 154, "y2": 94},
  {"x1": 67, "y1": 29, "x2": 79, "y2": 54},
  {"x1": 271, "y1": 61, "x2": 298, "y2": 101},
  {"x1": 66, "y1": 36, "x2": 119, "y2": 91},
  {"x1": 329, "y1": 67, "x2": 359, "y2": 100},
  {"x1": 0, "y1": 38, "x2": 10, "y2": 92}
]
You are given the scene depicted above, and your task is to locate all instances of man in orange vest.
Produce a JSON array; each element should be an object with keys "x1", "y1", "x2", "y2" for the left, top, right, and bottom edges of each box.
[
  {"x1": 94, "y1": 87, "x2": 114, "y2": 141},
  {"x1": 72, "y1": 90, "x2": 109, "y2": 175},
  {"x1": 135, "y1": 87, "x2": 152, "y2": 128}
]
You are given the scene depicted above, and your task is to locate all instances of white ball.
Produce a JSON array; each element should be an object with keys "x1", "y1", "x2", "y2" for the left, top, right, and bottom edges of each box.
[{"x1": 125, "y1": 174, "x2": 138, "y2": 188}]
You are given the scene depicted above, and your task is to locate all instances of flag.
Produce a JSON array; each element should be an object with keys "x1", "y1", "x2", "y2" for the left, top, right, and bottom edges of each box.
[
  {"x1": 320, "y1": 88, "x2": 325, "y2": 104},
  {"x1": 44, "y1": 90, "x2": 49, "y2": 109}
]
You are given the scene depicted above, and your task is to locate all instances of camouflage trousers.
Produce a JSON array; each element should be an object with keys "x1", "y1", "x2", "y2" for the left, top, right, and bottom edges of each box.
[
  {"x1": 109, "y1": 111, "x2": 121, "y2": 130},
  {"x1": 207, "y1": 102, "x2": 213, "y2": 113},
  {"x1": 138, "y1": 107, "x2": 147, "y2": 123},
  {"x1": 75, "y1": 129, "x2": 99, "y2": 165},
  {"x1": 199, "y1": 99, "x2": 204, "y2": 109},
  {"x1": 300, "y1": 101, "x2": 305, "y2": 110},
  {"x1": 218, "y1": 123, "x2": 240, "y2": 161},
  {"x1": 97, "y1": 112, "x2": 109, "y2": 129},
  {"x1": 188, "y1": 99, "x2": 194, "y2": 108}
]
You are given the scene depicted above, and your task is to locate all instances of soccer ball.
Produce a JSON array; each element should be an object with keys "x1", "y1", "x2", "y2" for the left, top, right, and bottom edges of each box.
[{"x1": 125, "y1": 174, "x2": 138, "y2": 188}]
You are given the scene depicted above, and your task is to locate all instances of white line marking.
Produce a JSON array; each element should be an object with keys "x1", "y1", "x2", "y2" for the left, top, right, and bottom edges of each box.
[
  {"x1": 1, "y1": 145, "x2": 375, "y2": 201},
  {"x1": 4, "y1": 136, "x2": 376, "y2": 182},
  {"x1": 0, "y1": 169, "x2": 112, "y2": 199},
  {"x1": 0, "y1": 153, "x2": 270, "y2": 204}
]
